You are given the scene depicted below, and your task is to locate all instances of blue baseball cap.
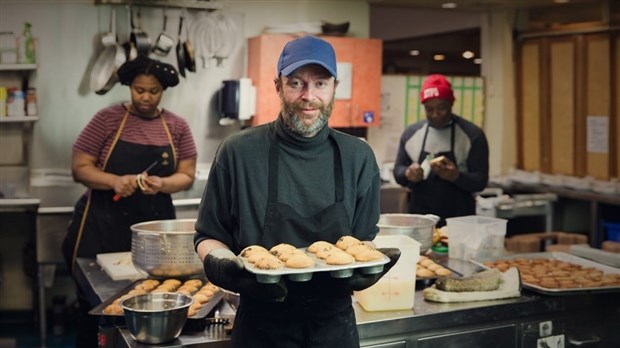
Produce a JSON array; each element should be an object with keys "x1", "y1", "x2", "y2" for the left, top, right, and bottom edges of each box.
[{"x1": 277, "y1": 36, "x2": 337, "y2": 78}]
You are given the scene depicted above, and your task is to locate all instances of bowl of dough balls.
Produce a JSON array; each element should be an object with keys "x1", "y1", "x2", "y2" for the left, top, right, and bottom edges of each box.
[{"x1": 121, "y1": 292, "x2": 194, "y2": 344}]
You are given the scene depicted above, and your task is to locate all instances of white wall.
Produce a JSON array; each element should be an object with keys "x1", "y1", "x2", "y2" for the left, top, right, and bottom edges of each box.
[{"x1": 0, "y1": 0, "x2": 370, "y2": 172}]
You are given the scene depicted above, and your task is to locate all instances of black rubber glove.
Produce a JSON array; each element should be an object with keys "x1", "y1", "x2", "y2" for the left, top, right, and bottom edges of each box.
[
  {"x1": 202, "y1": 249, "x2": 288, "y2": 302},
  {"x1": 348, "y1": 247, "x2": 401, "y2": 291}
]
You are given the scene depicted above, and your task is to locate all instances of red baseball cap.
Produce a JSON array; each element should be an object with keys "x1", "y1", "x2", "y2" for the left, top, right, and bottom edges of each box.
[{"x1": 419, "y1": 74, "x2": 455, "y2": 103}]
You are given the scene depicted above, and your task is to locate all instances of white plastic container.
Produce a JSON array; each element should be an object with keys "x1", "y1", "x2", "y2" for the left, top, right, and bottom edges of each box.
[
  {"x1": 446, "y1": 215, "x2": 507, "y2": 260},
  {"x1": 354, "y1": 235, "x2": 420, "y2": 311}
]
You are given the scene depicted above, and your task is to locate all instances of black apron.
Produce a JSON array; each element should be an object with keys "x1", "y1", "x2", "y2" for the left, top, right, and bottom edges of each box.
[
  {"x1": 231, "y1": 130, "x2": 360, "y2": 348},
  {"x1": 409, "y1": 121, "x2": 475, "y2": 226},
  {"x1": 62, "y1": 111, "x2": 177, "y2": 272}
]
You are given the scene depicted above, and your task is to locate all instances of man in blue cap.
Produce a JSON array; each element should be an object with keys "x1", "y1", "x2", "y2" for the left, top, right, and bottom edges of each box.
[{"x1": 194, "y1": 35, "x2": 400, "y2": 347}]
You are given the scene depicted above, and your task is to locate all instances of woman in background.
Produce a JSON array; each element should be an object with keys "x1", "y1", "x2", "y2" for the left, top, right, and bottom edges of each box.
[{"x1": 62, "y1": 56, "x2": 197, "y2": 347}]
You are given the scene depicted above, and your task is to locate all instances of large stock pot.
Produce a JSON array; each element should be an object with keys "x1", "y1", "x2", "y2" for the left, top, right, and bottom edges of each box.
[
  {"x1": 377, "y1": 214, "x2": 439, "y2": 253},
  {"x1": 130, "y1": 219, "x2": 203, "y2": 278}
]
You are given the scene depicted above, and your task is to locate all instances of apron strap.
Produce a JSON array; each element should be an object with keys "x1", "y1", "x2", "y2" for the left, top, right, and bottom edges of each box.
[
  {"x1": 102, "y1": 110, "x2": 129, "y2": 171},
  {"x1": 70, "y1": 110, "x2": 130, "y2": 271},
  {"x1": 159, "y1": 113, "x2": 177, "y2": 169}
]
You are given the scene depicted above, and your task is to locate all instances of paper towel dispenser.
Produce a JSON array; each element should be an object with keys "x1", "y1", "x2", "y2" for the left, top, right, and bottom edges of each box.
[{"x1": 217, "y1": 77, "x2": 256, "y2": 126}]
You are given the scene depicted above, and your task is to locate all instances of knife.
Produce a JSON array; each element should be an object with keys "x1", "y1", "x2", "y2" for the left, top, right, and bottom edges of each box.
[{"x1": 113, "y1": 160, "x2": 159, "y2": 202}]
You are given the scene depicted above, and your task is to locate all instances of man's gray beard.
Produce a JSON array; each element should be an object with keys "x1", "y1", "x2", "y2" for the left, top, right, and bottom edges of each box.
[{"x1": 280, "y1": 97, "x2": 334, "y2": 137}]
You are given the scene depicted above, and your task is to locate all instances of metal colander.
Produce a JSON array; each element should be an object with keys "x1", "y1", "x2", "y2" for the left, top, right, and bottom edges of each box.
[{"x1": 130, "y1": 219, "x2": 203, "y2": 278}]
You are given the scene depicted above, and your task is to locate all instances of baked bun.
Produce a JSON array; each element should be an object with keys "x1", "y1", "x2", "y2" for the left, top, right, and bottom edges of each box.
[
  {"x1": 277, "y1": 249, "x2": 305, "y2": 262},
  {"x1": 308, "y1": 241, "x2": 335, "y2": 253},
  {"x1": 285, "y1": 253, "x2": 315, "y2": 269},
  {"x1": 247, "y1": 250, "x2": 273, "y2": 264},
  {"x1": 354, "y1": 249, "x2": 384, "y2": 262},
  {"x1": 241, "y1": 245, "x2": 269, "y2": 257},
  {"x1": 254, "y1": 253, "x2": 285, "y2": 270},
  {"x1": 345, "y1": 243, "x2": 374, "y2": 257},
  {"x1": 336, "y1": 236, "x2": 362, "y2": 250},
  {"x1": 270, "y1": 243, "x2": 297, "y2": 257},
  {"x1": 326, "y1": 250, "x2": 355, "y2": 265}
]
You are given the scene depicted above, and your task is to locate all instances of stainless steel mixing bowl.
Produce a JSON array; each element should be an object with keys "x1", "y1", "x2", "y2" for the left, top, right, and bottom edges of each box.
[
  {"x1": 377, "y1": 214, "x2": 439, "y2": 253},
  {"x1": 121, "y1": 292, "x2": 194, "y2": 344}
]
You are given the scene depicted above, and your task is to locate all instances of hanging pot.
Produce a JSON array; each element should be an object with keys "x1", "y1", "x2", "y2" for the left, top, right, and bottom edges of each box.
[
  {"x1": 123, "y1": 6, "x2": 138, "y2": 61},
  {"x1": 176, "y1": 14, "x2": 186, "y2": 78},
  {"x1": 91, "y1": 8, "x2": 125, "y2": 94},
  {"x1": 152, "y1": 11, "x2": 173, "y2": 56},
  {"x1": 130, "y1": 7, "x2": 150, "y2": 57},
  {"x1": 182, "y1": 11, "x2": 196, "y2": 73}
]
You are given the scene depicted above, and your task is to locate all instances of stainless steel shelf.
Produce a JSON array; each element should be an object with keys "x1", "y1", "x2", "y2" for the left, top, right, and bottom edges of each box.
[
  {"x1": 95, "y1": 0, "x2": 223, "y2": 10},
  {"x1": 0, "y1": 63, "x2": 37, "y2": 71},
  {"x1": 0, "y1": 116, "x2": 39, "y2": 122}
]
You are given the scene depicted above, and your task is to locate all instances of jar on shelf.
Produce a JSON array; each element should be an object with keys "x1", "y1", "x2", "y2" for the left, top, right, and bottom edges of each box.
[
  {"x1": 7, "y1": 87, "x2": 25, "y2": 117},
  {"x1": 0, "y1": 32, "x2": 18, "y2": 64},
  {"x1": 26, "y1": 87, "x2": 37, "y2": 116}
]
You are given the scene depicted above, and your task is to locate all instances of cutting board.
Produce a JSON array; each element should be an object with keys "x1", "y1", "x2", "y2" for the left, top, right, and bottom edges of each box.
[{"x1": 96, "y1": 252, "x2": 145, "y2": 281}]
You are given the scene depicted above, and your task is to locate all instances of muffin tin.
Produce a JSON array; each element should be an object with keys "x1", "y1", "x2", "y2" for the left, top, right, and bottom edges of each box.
[{"x1": 240, "y1": 248, "x2": 390, "y2": 284}]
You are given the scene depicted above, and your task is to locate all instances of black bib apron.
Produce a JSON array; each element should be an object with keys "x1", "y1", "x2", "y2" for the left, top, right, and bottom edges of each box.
[
  {"x1": 62, "y1": 111, "x2": 177, "y2": 272},
  {"x1": 231, "y1": 130, "x2": 360, "y2": 348},
  {"x1": 409, "y1": 121, "x2": 475, "y2": 226}
]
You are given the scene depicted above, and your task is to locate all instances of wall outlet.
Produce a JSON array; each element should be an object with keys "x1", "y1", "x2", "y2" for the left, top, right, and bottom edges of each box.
[
  {"x1": 537, "y1": 334, "x2": 565, "y2": 348},
  {"x1": 539, "y1": 321, "x2": 553, "y2": 337}
]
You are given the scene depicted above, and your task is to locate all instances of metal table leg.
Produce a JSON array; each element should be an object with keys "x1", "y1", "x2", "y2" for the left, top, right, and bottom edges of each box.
[{"x1": 38, "y1": 263, "x2": 47, "y2": 348}]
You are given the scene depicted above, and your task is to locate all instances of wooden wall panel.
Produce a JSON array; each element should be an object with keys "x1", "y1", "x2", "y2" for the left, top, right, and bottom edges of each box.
[
  {"x1": 615, "y1": 35, "x2": 620, "y2": 178},
  {"x1": 585, "y1": 36, "x2": 610, "y2": 180},
  {"x1": 550, "y1": 40, "x2": 576, "y2": 175},
  {"x1": 521, "y1": 43, "x2": 542, "y2": 172}
]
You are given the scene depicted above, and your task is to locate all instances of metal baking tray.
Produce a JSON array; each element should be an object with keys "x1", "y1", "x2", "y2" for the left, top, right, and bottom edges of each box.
[
  {"x1": 415, "y1": 265, "x2": 462, "y2": 288},
  {"x1": 89, "y1": 278, "x2": 224, "y2": 320},
  {"x1": 471, "y1": 252, "x2": 620, "y2": 295},
  {"x1": 241, "y1": 248, "x2": 390, "y2": 284}
]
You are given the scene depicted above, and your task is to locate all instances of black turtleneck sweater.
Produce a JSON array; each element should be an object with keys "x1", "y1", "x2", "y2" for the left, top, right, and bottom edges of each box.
[{"x1": 195, "y1": 117, "x2": 381, "y2": 253}]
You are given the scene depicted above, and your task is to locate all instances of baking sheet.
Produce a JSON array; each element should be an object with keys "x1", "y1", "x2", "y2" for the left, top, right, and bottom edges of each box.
[
  {"x1": 89, "y1": 279, "x2": 223, "y2": 320},
  {"x1": 471, "y1": 252, "x2": 620, "y2": 295},
  {"x1": 241, "y1": 248, "x2": 389, "y2": 283},
  {"x1": 415, "y1": 266, "x2": 462, "y2": 288}
]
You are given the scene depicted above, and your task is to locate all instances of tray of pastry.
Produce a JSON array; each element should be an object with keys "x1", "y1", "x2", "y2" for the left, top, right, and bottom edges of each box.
[
  {"x1": 471, "y1": 252, "x2": 620, "y2": 295},
  {"x1": 415, "y1": 255, "x2": 461, "y2": 288},
  {"x1": 89, "y1": 277, "x2": 224, "y2": 319},
  {"x1": 239, "y1": 237, "x2": 390, "y2": 284}
]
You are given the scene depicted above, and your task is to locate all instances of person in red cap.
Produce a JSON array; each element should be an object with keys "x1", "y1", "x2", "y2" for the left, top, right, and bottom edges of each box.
[{"x1": 393, "y1": 74, "x2": 489, "y2": 226}]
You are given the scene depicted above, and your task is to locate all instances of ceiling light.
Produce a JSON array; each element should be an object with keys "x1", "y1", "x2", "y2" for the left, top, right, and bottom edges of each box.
[
  {"x1": 409, "y1": 50, "x2": 420, "y2": 56},
  {"x1": 442, "y1": 2, "x2": 457, "y2": 9},
  {"x1": 554, "y1": 0, "x2": 570, "y2": 3},
  {"x1": 474, "y1": 58, "x2": 482, "y2": 64},
  {"x1": 462, "y1": 50, "x2": 474, "y2": 59},
  {"x1": 433, "y1": 54, "x2": 445, "y2": 61}
]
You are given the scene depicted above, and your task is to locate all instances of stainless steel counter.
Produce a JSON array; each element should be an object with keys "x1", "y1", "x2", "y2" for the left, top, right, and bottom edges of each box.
[{"x1": 75, "y1": 255, "x2": 620, "y2": 348}]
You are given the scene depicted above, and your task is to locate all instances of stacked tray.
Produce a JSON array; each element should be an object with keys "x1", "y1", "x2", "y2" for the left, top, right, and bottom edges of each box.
[
  {"x1": 472, "y1": 251, "x2": 620, "y2": 295},
  {"x1": 89, "y1": 278, "x2": 223, "y2": 322},
  {"x1": 241, "y1": 247, "x2": 390, "y2": 284}
]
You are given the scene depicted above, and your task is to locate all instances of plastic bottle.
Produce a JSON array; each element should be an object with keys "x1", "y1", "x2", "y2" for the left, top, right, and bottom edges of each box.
[
  {"x1": 7, "y1": 88, "x2": 25, "y2": 117},
  {"x1": 0, "y1": 86, "x2": 7, "y2": 117},
  {"x1": 20, "y1": 22, "x2": 35, "y2": 64},
  {"x1": 26, "y1": 88, "x2": 37, "y2": 116}
]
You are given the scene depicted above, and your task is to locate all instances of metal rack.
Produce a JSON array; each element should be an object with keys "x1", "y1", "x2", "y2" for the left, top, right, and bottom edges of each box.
[{"x1": 95, "y1": 0, "x2": 224, "y2": 10}]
